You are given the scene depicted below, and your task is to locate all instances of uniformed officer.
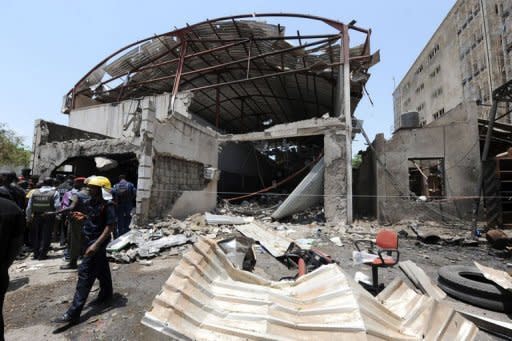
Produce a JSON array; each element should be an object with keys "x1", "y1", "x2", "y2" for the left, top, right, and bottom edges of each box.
[
  {"x1": 26, "y1": 177, "x2": 60, "y2": 260},
  {"x1": 111, "y1": 174, "x2": 136, "y2": 237},
  {"x1": 52, "y1": 176, "x2": 116, "y2": 325}
]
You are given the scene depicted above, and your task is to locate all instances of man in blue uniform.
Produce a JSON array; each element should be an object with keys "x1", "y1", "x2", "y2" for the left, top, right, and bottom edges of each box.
[
  {"x1": 52, "y1": 176, "x2": 116, "y2": 325},
  {"x1": 111, "y1": 175, "x2": 136, "y2": 237}
]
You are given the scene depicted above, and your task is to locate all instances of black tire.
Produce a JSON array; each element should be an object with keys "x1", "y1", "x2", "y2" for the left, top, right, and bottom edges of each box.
[
  {"x1": 438, "y1": 281, "x2": 512, "y2": 313},
  {"x1": 438, "y1": 265, "x2": 511, "y2": 299}
]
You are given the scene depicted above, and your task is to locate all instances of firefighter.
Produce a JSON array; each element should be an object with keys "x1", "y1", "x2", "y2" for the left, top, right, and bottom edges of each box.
[{"x1": 52, "y1": 176, "x2": 116, "y2": 325}]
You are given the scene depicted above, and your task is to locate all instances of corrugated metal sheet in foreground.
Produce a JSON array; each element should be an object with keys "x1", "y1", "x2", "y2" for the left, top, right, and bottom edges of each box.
[{"x1": 141, "y1": 238, "x2": 478, "y2": 340}]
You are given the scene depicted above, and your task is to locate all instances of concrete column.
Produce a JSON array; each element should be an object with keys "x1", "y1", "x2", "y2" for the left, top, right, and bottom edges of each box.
[
  {"x1": 324, "y1": 131, "x2": 347, "y2": 223},
  {"x1": 332, "y1": 25, "x2": 353, "y2": 224},
  {"x1": 135, "y1": 99, "x2": 156, "y2": 224}
]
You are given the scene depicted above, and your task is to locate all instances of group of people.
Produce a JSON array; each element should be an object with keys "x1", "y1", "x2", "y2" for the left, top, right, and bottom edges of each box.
[{"x1": 0, "y1": 171, "x2": 136, "y2": 338}]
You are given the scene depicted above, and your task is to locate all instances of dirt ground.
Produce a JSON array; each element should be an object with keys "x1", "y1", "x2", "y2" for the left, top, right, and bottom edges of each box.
[{"x1": 4, "y1": 221, "x2": 512, "y2": 340}]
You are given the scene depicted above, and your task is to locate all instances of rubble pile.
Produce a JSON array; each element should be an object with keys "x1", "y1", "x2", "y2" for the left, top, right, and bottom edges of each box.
[{"x1": 107, "y1": 214, "x2": 238, "y2": 263}]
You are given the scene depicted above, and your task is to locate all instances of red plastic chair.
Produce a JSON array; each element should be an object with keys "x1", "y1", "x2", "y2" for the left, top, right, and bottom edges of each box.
[{"x1": 354, "y1": 228, "x2": 400, "y2": 294}]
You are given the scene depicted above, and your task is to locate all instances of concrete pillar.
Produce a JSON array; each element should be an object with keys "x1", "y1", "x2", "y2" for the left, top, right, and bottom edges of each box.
[
  {"x1": 135, "y1": 99, "x2": 156, "y2": 224},
  {"x1": 324, "y1": 131, "x2": 347, "y2": 223}
]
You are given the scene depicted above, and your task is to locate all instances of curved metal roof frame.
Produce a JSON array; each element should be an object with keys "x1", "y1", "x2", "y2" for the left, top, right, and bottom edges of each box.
[{"x1": 65, "y1": 13, "x2": 376, "y2": 133}]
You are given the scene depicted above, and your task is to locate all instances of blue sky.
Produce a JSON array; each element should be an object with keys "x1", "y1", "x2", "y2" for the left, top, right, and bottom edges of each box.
[{"x1": 0, "y1": 0, "x2": 455, "y2": 154}]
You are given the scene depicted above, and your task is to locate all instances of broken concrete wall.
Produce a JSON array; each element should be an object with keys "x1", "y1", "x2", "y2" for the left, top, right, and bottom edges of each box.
[
  {"x1": 35, "y1": 120, "x2": 108, "y2": 143},
  {"x1": 67, "y1": 92, "x2": 194, "y2": 138},
  {"x1": 150, "y1": 109, "x2": 218, "y2": 220},
  {"x1": 149, "y1": 155, "x2": 209, "y2": 219},
  {"x1": 32, "y1": 137, "x2": 138, "y2": 179},
  {"x1": 371, "y1": 102, "x2": 480, "y2": 223}
]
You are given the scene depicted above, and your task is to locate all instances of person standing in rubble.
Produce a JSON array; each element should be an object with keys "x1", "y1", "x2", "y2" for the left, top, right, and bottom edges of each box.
[
  {"x1": 112, "y1": 175, "x2": 136, "y2": 237},
  {"x1": 56, "y1": 177, "x2": 73, "y2": 246},
  {"x1": 46, "y1": 177, "x2": 90, "y2": 270},
  {"x1": 26, "y1": 177, "x2": 60, "y2": 260},
  {"x1": 53, "y1": 176, "x2": 116, "y2": 325},
  {"x1": 0, "y1": 192, "x2": 25, "y2": 341}
]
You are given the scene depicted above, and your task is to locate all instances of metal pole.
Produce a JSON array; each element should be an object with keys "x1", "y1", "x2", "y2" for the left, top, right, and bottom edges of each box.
[
  {"x1": 472, "y1": 99, "x2": 499, "y2": 236},
  {"x1": 169, "y1": 38, "x2": 188, "y2": 116}
]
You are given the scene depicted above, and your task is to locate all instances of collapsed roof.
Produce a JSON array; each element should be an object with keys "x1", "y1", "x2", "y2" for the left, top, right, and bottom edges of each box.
[{"x1": 64, "y1": 13, "x2": 379, "y2": 133}]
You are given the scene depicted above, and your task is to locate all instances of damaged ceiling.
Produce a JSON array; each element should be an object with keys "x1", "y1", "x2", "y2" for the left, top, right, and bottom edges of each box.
[{"x1": 64, "y1": 14, "x2": 378, "y2": 133}]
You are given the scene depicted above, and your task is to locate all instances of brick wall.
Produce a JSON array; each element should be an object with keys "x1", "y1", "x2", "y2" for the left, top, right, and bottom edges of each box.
[{"x1": 149, "y1": 155, "x2": 206, "y2": 218}]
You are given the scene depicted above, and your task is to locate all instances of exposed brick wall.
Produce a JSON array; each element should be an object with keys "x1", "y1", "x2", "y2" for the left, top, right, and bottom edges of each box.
[{"x1": 149, "y1": 155, "x2": 206, "y2": 218}]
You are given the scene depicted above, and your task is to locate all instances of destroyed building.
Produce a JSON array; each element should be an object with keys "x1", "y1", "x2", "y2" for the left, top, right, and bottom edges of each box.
[
  {"x1": 30, "y1": 14, "x2": 378, "y2": 224},
  {"x1": 355, "y1": 0, "x2": 512, "y2": 227}
]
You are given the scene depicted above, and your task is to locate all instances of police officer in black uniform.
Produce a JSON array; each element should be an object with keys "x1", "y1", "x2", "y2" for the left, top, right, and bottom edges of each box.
[{"x1": 52, "y1": 176, "x2": 116, "y2": 325}]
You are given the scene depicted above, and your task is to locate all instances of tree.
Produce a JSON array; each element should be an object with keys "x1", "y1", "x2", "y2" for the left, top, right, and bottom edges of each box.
[
  {"x1": 352, "y1": 153, "x2": 363, "y2": 168},
  {"x1": 0, "y1": 123, "x2": 31, "y2": 167}
]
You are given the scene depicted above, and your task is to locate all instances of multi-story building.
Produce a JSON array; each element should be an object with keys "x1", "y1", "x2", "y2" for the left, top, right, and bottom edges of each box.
[{"x1": 393, "y1": 0, "x2": 512, "y2": 129}]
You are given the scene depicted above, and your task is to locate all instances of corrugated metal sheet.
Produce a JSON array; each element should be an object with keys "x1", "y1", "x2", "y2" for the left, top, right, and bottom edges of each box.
[
  {"x1": 474, "y1": 261, "x2": 512, "y2": 290},
  {"x1": 235, "y1": 222, "x2": 292, "y2": 257},
  {"x1": 272, "y1": 157, "x2": 324, "y2": 219},
  {"x1": 142, "y1": 238, "x2": 478, "y2": 340},
  {"x1": 377, "y1": 278, "x2": 478, "y2": 340},
  {"x1": 205, "y1": 212, "x2": 254, "y2": 225},
  {"x1": 70, "y1": 17, "x2": 377, "y2": 133}
]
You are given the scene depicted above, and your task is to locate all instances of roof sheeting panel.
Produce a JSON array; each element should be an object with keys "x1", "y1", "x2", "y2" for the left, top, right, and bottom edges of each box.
[{"x1": 142, "y1": 238, "x2": 478, "y2": 340}]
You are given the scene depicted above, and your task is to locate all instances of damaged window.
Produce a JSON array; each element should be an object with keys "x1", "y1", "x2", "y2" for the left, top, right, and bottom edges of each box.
[{"x1": 408, "y1": 158, "x2": 445, "y2": 200}]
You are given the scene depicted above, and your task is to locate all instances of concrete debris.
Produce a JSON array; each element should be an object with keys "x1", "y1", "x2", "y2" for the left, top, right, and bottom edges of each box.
[
  {"x1": 136, "y1": 234, "x2": 189, "y2": 258},
  {"x1": 294, "y1": 238, "x2": 316, "y2": 250},
  {"x1": 271, "y1": 157, "x2": 324, "y2": 220},
  {"x1": 142, "y1": 238, "x2": 478, "y2": 340},
  {"x1": 330, "y1": 236, "x2": 344, "y2": 247},
  {"x1": 398, "y1": 260, "x2": 447, "y2": 300},
  {"x1": 106, "y1": 230, "x2": 141, "y2": 252},
  {"x1": 204, "y1": 212, "x2": 254, "y2": 225},
  {"x1": 474, "y1": 261, "x2": 512, "y2": 290},
  {"x1": 94, "y1": 156, "x2": 118, "y2": 171}
]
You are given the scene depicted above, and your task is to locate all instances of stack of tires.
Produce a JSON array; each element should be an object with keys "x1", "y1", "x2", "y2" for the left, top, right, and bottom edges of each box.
[{"x1": 438, "y1": 265, "x2": 512, "y2": 312}]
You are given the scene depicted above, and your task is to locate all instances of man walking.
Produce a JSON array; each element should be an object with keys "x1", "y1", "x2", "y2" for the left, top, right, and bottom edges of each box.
[
  {"x1": 53, "y1": 176, "x2": 116, "y2": 325},
  {"x1": 112, "y1": 175, "x2": 136, "y2": 237},
  {"x1": 26, "y1": 177, "x2": 60, "y2": 260},
  {"x1": 0, "y1": 194, "x2": 25, "y2": 340}
]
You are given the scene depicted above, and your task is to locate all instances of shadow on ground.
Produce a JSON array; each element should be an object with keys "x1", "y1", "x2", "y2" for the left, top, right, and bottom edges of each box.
[{"x1": 52, "y1": 293, "x2": 128, "y2": 334}]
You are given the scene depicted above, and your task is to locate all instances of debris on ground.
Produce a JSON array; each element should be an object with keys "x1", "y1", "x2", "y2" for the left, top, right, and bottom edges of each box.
[
  {"x1": 486, "y1": 229, "x2": 511, "y2": 250},
  {"x1": 398, "y1": 260, "x2": 446, "y2": 300},
  {"x1": 205, "y1": 212, "x2": 254, "y2": 225},
  {"x1": 474, "y1": 261, "x2": 512, "y2": 290},
  {"x1": 141, "y1": 237, "x2": 478, "y2": 340},
  {"x1": 217, "y1": 236, "x2": 256, "y2": 271}
]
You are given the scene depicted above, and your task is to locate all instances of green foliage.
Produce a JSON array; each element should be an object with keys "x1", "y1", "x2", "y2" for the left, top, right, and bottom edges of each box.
[
  {"x1": 352, "y1": 153, "x2": 363, "y2": 168},
  {"x1": 0, "y1": 123, "x2": 31, "y2": 167}
]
